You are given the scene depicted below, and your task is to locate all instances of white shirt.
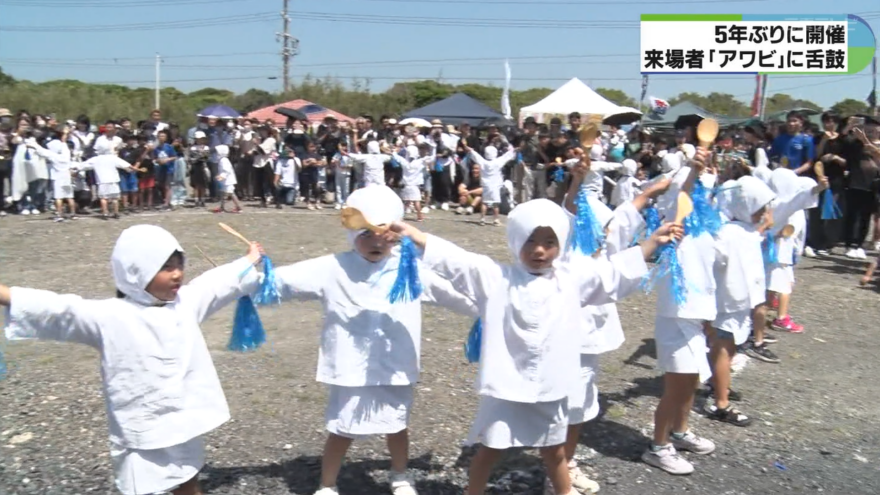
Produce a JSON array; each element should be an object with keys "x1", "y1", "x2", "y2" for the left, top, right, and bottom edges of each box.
[
  {"x1": 421, "y1": 234, "x2": 648, "y2": 403},
  {"x1": 5, "y1": 257, "x2": 260, "y2": 450},
  {"x1": 254, "y1": 137, "x2": 276, "y2": 168},
  {"x1": 394, "y1": 151, "x2": 434, "y2": 187},
  {"x1": 714, "y1": 221, "x2": 766, "y2": 314},
  {"x1": 468, "y1": 148, "x2": 516, "y2": 197},
  {"x1": 31, "y1": 139, "x2": 73, "y2": 186},
  {"x1": 80, "y1": 154, "x2": 132, "y2": 185},
  {"x1": 349, "y1": 153, "x2": 391, "y2": 186},
  {"x1": 274, "y1": 157, "x2": 299, "y2": 188},
  {"x1": 94, "y1": 134, "x2": 123, "y2": 156},
  {"x1": 655, "y1": 231, "x2": 717, "y2": 320},
  {"x1": 273, "y1": 250, "x2": 478, "y2": 387},
  {"x1": 218, "y1": 157, "x2": 236, "y2": 187}
]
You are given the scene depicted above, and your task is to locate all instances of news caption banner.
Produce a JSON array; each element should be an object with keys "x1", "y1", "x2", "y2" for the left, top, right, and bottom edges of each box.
[{"x1": 640, "y1": 14, "x2": 876, "y2": 74}]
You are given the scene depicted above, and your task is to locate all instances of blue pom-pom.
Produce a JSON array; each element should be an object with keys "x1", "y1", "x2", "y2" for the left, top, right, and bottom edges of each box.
[
  {"x1": 641, "y1": 242, "x2": 687, "y2": 306},
  {"x1": 571, "y1": 187, "x2": 604, "y2": 255},
  {"x1": 253, "y1": 255, "x2": 281, "y2": 306},
  {"x1": 464, "y1": 318, "x2": 482, "y2": 363},
  {"x1": 553, "y1": 166, "x2": 565, "y2": 183},
  {"x1": 688, "y1": 182, "x2": 723, "y2": 237},
  {"x1": 820, "y1": 189, "x2": 842, "y2": 220},
  {"x1": 644, "y1": 206, "x2": 661, "y2": 236},
  {"x1": 762, "y1": 235, "x2": 778, "y2": 266},
  {"x1": 228, "y1": 296, "x2": 266, "y2": 352},
  {"x1": 388, "y1": 236, "x2": 423, "y2": 303}
]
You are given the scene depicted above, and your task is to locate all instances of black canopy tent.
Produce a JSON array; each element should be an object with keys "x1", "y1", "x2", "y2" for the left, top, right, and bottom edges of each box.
[{"x1": 401, "y1": 93, "x2": 505, "y2": 127}]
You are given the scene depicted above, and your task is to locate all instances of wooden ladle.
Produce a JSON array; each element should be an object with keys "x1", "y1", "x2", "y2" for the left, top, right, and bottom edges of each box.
[
  {"x1": 674, "y1": 192, "x2": 694, "y2": 225},
  {"x1": 341, "y1": 207, "x2": 388, "y2": 235},
  {"x1": 218, "y1": 222, "x2": 252, "y2": 246},
  {"x1": 579, "y1": 123, "x2": 601, "y2": 151},
  {"x1": 696, "y1": 118, "x2": 719, "y2": 149}
]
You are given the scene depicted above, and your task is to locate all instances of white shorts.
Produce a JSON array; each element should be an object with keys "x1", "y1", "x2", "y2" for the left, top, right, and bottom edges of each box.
[
  {"x1": 110, "y1": 436, "x2": 204, "y2": 495},
  {"x1": 224, "y1": 184, "x2": 236, "y2": 195},
  {"x1": 98, "y1": 182, "x2": 121, "y2": 199},
  {"x1": 53, "y1": 180, "x2": 73, "y2": 200},
  {"x1": 712, "y1": 310, "x2": 752, "y2": 346},
  {"x1": 654, "y1": 316, "x2": 712, "y2": 383},
  {"x1": 467, "y1": 396, "x2": 568, "y2": 449},
  {"x1": 400, "y1": 185, "x2": 422, "y2": 202},
  {"x1": 325, "y1": 385, "x2": 413, "y2": 438},
  {"x1": 568, "y1": 354, "x2": 600, "y2": 425},
  {"x1": 766, "y1": 263, "x2": 794, "y2": 294}
]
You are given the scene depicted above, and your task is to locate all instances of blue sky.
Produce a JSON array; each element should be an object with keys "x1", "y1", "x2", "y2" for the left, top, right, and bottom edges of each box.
[{"x1": 0, "y1": 0, "x2": 877, "y2": 108}]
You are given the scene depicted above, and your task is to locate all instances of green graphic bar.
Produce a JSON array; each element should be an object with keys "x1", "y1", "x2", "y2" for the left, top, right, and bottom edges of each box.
[{"x1": 640, "y1": 14, "x2": 742, "y2": 21}]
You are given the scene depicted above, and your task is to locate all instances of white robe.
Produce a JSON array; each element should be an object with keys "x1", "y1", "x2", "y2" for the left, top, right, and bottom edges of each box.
[
  {"x1": 4, "y1": 225, "x2": 261, "y2": 494},
  {"x1": 468, "y1": 148, "x2": 516, "y2": 204},
  {"x1": 349, "y1": 152, "x2": 391, "y2": 187},
  {"x1": 31, "y1": 140, "x2": 74, "y2": 197}
]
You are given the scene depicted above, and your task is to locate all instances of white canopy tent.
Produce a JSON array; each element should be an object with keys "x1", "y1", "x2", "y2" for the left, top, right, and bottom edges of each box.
[{"x1": 519, "y1": 77, "x2": 623, "y2": 124}]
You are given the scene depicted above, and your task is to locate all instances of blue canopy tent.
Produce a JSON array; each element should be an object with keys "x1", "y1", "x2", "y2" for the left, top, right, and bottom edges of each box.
[{"x1": 401, "y1": 93, "x2": 505, "y2": 127}]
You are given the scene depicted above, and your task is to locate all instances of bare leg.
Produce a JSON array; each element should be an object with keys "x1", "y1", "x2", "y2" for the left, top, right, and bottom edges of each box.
[
  {"x1": 100, "y1": 198, "x2": 108, "y2": 216},
  {"x1": 467, "y1": 446, "x2": 503, "y2": 495},
  {"x1": 709, "y1": 336, "x2": 736, "y2": 410},
  {"x1": 752, "y1": 303, "x2": 767, "y2": 345},
  {"x1": 415, "y1": 201, "x2": 423, "y2": 221},
  {"x1": 564, "y1": 423, "x2": 583, "y2": 462},
  {"x1": 386, "y1": 429, "x2": 409, "y2": 473},
  {"x1": 777, "y1": 292, "x2": 791, "y2": 320},
  {"x1": 111, "y1": 200, "x2": 119, "y2": 216},
  {"x1": 171, "y1": 475, "x2": 203, "y2": 495},
  {"x1": 540, "y1": 444, "x2": 571, "y2": 495},
  {"x1": 320, "y1": 433, "x2": 354, "y2": 489},
  {"x1": 230, "y1": 194, "x2": 242, "y2": 211},
  {"x1": 65, "y1": 198, "x2": 76, "y2": 216},
  {"x1": 653, "y1": 373, "x2": 699, "y2": 445}
]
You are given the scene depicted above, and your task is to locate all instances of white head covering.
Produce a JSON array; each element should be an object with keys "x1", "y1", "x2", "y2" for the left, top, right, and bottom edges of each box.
[
  {"x1": 621, "y1": 158, "x2": 638, "y2": 177},
  {"x1": 367, "y1": 141, "x2": 381, "y2": 154},
  {"x1": 484, "y1": 145, "x2": 498, "y2": 161},
  {"x1": 405, "y1": 145, "x2": 419, "y2": 159},
  {"x1": 660, "y1": 152, "x2": 681, "y2": 174},
  {"x1": 655, "y1": 165, "x2": 692, "y2": 221},
  {"x1": 680, "y1": 144, "x2": 696, "y2": 160},
  {"x1": 112, "y1": 225, "x2": 184, "y2": 306},
  {"x1": 715, "y1": 180, "x2": 739, "y2": 222},
  {"x1": 768, "y1": 168, "x2": 817, "y2": 225},
  {"x1": 215, "y1": 145, "x2": 229, "y2": 158},
  {"x1": 587, "y1": 194, "x2": 614, "y2": 229},
  {"x1": 590, "y1": 143, "x2": 603, "y2": 161},
  {"x1": 728, "y1": 175, "x2": 775, "y2": 223},
  {"x1": 344, "y1": 185, "x2": 404, "y2": 249},
  {"x1": 506, "y1": 199, "x2": 570, "y2": 271}
]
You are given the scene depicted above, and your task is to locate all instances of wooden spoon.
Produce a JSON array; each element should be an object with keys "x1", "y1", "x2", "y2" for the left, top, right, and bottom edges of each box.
[
  {"x1": 579, "y1": 123, "x2": 601, "y2": 151},
  {"x1": 218, "y1": 222, "x2": 252, "y2": 246},
  {"x1": 696, "y1": 118, "x2": 719, "y2": 149},
  {"x1": 674, "y1": 192, "x2": 694, "y2": 224},
  {"x1": 341, "y1": 207, "x2": 388, "y2": 235}
]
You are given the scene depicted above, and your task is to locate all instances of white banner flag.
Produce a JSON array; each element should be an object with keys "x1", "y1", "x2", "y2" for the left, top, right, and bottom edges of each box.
[{"x1": 501, "y1": 60, "x2": 512, "y2": 119}]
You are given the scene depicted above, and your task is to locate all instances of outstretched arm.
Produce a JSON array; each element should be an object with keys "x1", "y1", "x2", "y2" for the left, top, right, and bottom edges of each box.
[
  {"x1": 181, "y1": 243, "x2": 264, "y2": 322},
  {"x1": 1, "y1": 284, "x2": 104, "y2": 349}
]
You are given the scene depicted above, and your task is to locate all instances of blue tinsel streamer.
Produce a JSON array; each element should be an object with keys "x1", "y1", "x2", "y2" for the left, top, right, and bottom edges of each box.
[
  {"x1": 641, "y1": 242, "x2": 687, "y2": 306},
  {"x1": 434, "y1": 161, "x2": 443, "y2": 172},
  {"x1": 227, "y1": 296, "x2": 266, "y2": 352},
  {"x1": 464, "y1": 318, "x2": 482, "y2": 363},
  {"x1": 553, "y1": 166, "x2": 565, "y2": 183},
  {"x1": 762, "y1": 235, "x2": 778, "y2": 266},
  {"x1": 571, "y1": 187, "x2": 604, "y2": 255},
  {"x1": 689, "y1": 182, "x2": 723, "y2": 237},
  {"x1": 390, "y1": 156, "x2": 401, "y2": 169},
  {"x1": 644, "y1": 206, "x2": 661, "y2": 237},
  {"x1": 253, "y1": 255, "x2": 281, "y2": 306},
  {"x1": 820, "y1": 189, "x2": 842, "y2": 220},
  {"x1": 388, "y1": 236, "x2": 424, "y2": 303},
  {"x1": 24, "y1": 148, "x2": 31, "y2": 161}
]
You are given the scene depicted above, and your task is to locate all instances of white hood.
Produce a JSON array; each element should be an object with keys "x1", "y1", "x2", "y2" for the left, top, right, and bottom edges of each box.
[
  {"x1": 484, "y1": 145, "x2": 498, "y2": 161},
  {"x1": 367, "y1": 141, "x2": 381, "y2": 154},
  {"x1": 111, "y1": 225, "x2": 184, "y2": 306},
  {"x1": 344, "y1": 184, "x2": 404, "y2": 249},
  {"x1": 215, "y1": 145, "x2": 229, "y2": 158},
  {"x1": 506, "y1": 199, "x2": 570, "y2": 270}
]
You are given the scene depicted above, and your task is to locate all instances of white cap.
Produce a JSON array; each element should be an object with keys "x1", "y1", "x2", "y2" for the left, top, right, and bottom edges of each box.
[{"x1": 194, "y1": 131, "x2": 206, "y2": 139}]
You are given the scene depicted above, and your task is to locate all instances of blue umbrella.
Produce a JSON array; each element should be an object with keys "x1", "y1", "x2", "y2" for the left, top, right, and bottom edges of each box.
[{"x1": 197, "y1": 104, "x2": 241, "y2": 119}]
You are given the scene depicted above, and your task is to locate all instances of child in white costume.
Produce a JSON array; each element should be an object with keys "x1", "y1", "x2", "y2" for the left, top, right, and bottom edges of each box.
[
  {"x1": 609, "y1": 158, "x2": 641, "y2": 207},
  {"x1": 390, "y1": 198, "x2": 678, "y2": 495},
  {"x1": 1, "y1": 225, "x2": 264, "y2": 495},
  {"x1": 347, "y1": 141, "x2": 392, "y2": 187},
  {"x1": 461, "y1": 141, "x2": 516, "y2": 226},
  {"x1": 642, "y1": 152, "x2": 719, "y2": 476},
  {"x1": 393, "y1": 144, "x2": 435, "y2": 221},
  {"x1": 559, "y1": 166, "x2": 673, "y2": 494},
  {"x1": 271, "y1": 185, "x2": 477, "y2": 495},
  {"x1": 79, "y1": 153, "x2": 138, "y2": 219},
  {"x1": 26, "y1": 133, "x2": 77, "y2": 220},
  {"x1": 214, "y1": 145, "x2": 242, "y2": 213}
]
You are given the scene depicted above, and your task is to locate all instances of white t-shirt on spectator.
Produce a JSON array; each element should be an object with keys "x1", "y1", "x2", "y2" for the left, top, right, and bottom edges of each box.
[
  {"x1": 274, "y1": 157, "x2": 299, "y2": 188},
  {"x1": 94, "y1": 135, "x2": 123, "y2": 156}
]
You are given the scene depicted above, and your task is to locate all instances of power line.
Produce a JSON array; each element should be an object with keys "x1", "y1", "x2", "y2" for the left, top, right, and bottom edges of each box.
[
  {"x1": 0, "y1": 12, "x2": 277, "y2": 32},
  {"x1": 0, "y1": 0, "x2": 250, "y2": 7}
]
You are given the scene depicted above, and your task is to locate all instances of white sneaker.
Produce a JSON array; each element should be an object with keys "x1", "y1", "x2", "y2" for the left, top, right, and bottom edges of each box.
[
  {"x1": 874, "y1": 241, "x2": 880, "y2": 252},
  {"x1": 334, "y1": 204, "x2": 342, "y2": 210},
  {"x1": 455, "y1": 206, "x2": 465, "y2": 214},
  {"x1": 803, "y1": 246, "x2": 816, "y2": 258},
  {"x1": 670, "y1": 430, "x2": 715, "y2": 455},
  {"x1": 465, "y1": 206, "x2": 473, "y2": 215},
  {"x1": 0, "y1": 210, "x2": 6, "y2": 217},
  {"x1": 21, "y1": 209, "x2": 30, "y2": 216},
  {"x1": 642, "y1": 444, "x2": 694, "y2": 475},
  {"x1": 440, "y1": 202, "x2": 449, "y2": 211},
  {"x1": 856, "y1": 248, "x2": 867, "y2": 260},
  {"x1": 846, "y1": 248, "x2": 860, "y2": 259},
  {"x1": 569, "y1": 465, "x2": 600, "y2": 493},
  {"x1": 543, "y1": 476, "x2": 588, "y2": 494},
  {"x1": 314, "y1": 487, "x2": 339, "y2": 495},
  {"x1": 390, "y1": 471, "x2": 418, "y2": 495},
  {"x1": 420, "y1": 206, "x2": 430, "y2": 214}
]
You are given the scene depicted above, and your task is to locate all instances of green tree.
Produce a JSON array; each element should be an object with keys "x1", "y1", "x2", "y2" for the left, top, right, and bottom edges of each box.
[
  {"x1": 0, "y1": 66, "x2": 15, "y2": 86},
  {"x1": 762, "y1": 93, "x2": 822, "y2": 115},
  {"x1": 829, "y1": 98, "x2": 868, "y2": 116},
  {"x1": 595, "y1": 88, "x2": 636, "y2": 108},
  {"x1": 228, "y1": 89, "x2": 277, "y2": 114}
]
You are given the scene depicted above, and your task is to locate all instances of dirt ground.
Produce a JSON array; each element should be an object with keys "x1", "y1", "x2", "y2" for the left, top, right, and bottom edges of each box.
[{"x1": 1, "y1": 205, "x2": 879, "y2": 494}]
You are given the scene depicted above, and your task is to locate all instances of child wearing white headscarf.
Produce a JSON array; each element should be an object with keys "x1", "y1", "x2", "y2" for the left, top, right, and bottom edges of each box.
[
  {"x1": 461, "y1": 140, "x2": 516, "y2": 226},
  {"x1": 642, "y1": 152, "x2": 719, "y2": 476},
  {"x1": 390, "y1": 198, "x2": 676, "y2": 495},
  {"x1": 1, "y1": 225, "x2": 264, "y2": 495},
  {"x1": 214, "y1": 144, "x2": 242, "y2": 213},
  {"x1": 271, "y1": 185, "x2": 477, "y2": 495},
  {"x1": 707, "y1": 176, "x2": 776, "y2": 426},
  {"x1": 27, "y1": 132, "x2": 77, "y2": 220},
  {"x1": 610, "y1": 158, "x2": 641, "y2": 207},
  {"x1": 347, "y1": 141, "x2": 391, "y2": 187},
  {"x1": 393, "y1": 144, "x2": 435, "y2": 222},
  {"x1": 77, "y1": 152, "x2": 137, "y2": 219}
]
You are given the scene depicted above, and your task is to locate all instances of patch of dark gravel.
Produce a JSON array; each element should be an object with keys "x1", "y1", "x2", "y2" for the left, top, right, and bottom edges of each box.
[{"x1": 2, "y1": 207, "x2": 879, "y2": 494}]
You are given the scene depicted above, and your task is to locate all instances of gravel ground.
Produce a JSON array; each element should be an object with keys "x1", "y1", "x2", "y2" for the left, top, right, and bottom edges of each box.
[{"x1": 1, "y1": 205, "x2": 879, "y2": 495}]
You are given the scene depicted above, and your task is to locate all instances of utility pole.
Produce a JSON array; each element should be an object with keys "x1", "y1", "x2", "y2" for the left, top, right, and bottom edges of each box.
[
  {"x1": 154, "y1": 53, "x2": 161, "y2": 110},
  {"x1": 277, "y1": 0, "x2": 299, "y2": 94}
]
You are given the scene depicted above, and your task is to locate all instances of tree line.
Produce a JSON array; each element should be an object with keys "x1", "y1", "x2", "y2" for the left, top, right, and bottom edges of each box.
[{"x1": 0, "y1": 67, "x2": 870, "y2": 127}]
